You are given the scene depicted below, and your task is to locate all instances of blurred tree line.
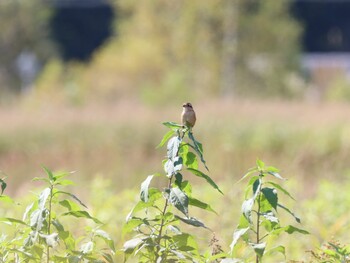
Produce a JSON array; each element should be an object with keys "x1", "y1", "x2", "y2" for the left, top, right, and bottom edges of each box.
[{"x1": 0, "y1": 0, "x2": 303, "y2": 104}]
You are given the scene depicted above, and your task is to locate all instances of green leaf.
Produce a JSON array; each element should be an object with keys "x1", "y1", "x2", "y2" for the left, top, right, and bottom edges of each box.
[
  {"x1": 261, "y1": 211, "x2": 279, "y2": 223},
  {"x1": 188, "y1": 132, "x2": 209, "y2": 171},
  {"x1": 38, "y1": 187, "x2": 51, "y2": 209},
  {"x1": 236, "y1": 167, "x2": 259, "y2": 184},
  {"x1": 163, "y1": 121, "x2": 183, "y2": 130},
  {"x1": 242, "y1": 198, "x2": 254, "y2": 224},
  {"x1": 42, "y1": 166, "x2": 55, "y2": 182},
  {"x1": 175, "y1": 215, "x2": 208, "y2": 229},
  {"x1": 94, "y1": 229, "x2": 115, "y2": 252},
  {"x1": 266, "y1": 182, "x2": 295, "y2": 200},
  {"x1": 62, "y1": 211, "x2": 103, "y2": 224},
  {"x1": 55, "y1": 191, "x2": 87, "y2": 208},
  {"x1": 188, "y1": 197, "x2": 217, "y2": 214},
  {"x1": 0, "y1": 195, "x2": 14, "y2": 203},
  {"x1": 0, "y1": 217, "x2": 28, "y2": 226},
  {"x1": 167, "y1": 136, "x2": 182, "y2": 160},
  {"x1": 251, "y1": 242, "x2": 266, "y2": 259},
  {"x1": 0, "y1": 178, "x2": 6, "y2": 195},
  {"x1": 256, "y1": 159, "x2": 265, "y2": 170},
  {"x1": 171, "y1": 233, "x2": 199, "y2": 252},
  {"x1": 277, "y1": 203, "x2": 301, "y2": 223},
  {"x1": 123, "y1": 237, "x2": 143, "y2": 254},
  {"x1": 59, "y1": 199, "x2": 81, "y2": 211},
  {"x1": 283, "y1": 225, "x2": 309, "y2": 235},
  {"x1": 157, "y1": 129, "x2": 175, "y2": 148},
  {"x1": 266, "y1": 245, "x2": 286, "y2": 259},
  {"x1": 169, "y1": 187, "x2": 189, "y2": 216},
  {"x1": 140, "y1": 175, "x2": 154, "y2": 202},
  {"x1": 230, "y1": 227, "x2": 249, "y2": 251},
  {"x1": 261, "y1": 187, "x2": 278, "y2": 210},
  {"x1": 164, "y1": 157, "x2": 183, "y2": 177},
  {"x1": 123, "y1": 217, "x2": 148, "y2": 235},
  {"x1": 187, "y1": 168, "x2": 223, "y2": 194},
  {"x1": 175, "y1": 173, "x2": 183, "y2": 188},
  {"x1": 267, "y1": 171, "x2": 285, "y2": 180}
]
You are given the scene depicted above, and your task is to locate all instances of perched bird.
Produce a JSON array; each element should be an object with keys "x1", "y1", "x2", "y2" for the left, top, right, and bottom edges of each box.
[{"x1": 181, "y1": 102, "x2": 196, "y2": 128}]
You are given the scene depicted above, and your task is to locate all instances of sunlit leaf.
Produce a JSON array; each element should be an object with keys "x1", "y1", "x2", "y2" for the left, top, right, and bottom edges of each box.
[
  {"x1": 157, "y1": 129, "x2": 175, "y2": 148},
  {"x1": 123, "y1": 237, "x2": 143, "y2": 254},
  {"x1": 230, "y1": 227, "x2": 249, "y2": 251},
  {"x1": 242, "y1": 198, "x2": 254, "y2": 224},
  {"x1": 0, "y1": 217, "x2": 28, "y2": 226},
  {"x1": 163, "y1": 122, "x2": 183, "y2": 130},
  {"x1": 169, "y1": 187, "x2": 189, "y2": 216},
  {"x1": 167, "y1": 136, "x2": 182, "y2": 160},
  {"x1": 80, "y1": 241, "x2": 94, "y2": 254},
  {"x1": 188, "y1": 132, "x2": 209, "y2": 171},
  {"x1": 55, "y1": 191, "x2": 87, "y2": 208},
  {"x1": 188, "y1": 197, "x2": 217, "y2": 214},
  {"x1": 42, "y1": 166, "x2": 55, "y2": 182},
  {"x1": 251, "y1": 242, "x2": 266, "y2": 258},
  {"x1": 62, "y1": 211, "x2": 103, "y2": 224},
  {"x1": 175, "y1": 215, "x2": 208, "y2": 229},
  {"x1": 187, "y1": 168, "x2": 223, "y2": 194},
  {"x1": 256, "y1": 159, "x2": 265, "y2": 170},
  {"x1": 140, "y1": 175, "x2": 154, "y2": 202}
]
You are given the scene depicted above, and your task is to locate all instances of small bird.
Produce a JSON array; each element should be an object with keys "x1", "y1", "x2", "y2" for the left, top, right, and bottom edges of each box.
[{"x1": 181, "y1": 102, "x2": 196, "y2": 128}]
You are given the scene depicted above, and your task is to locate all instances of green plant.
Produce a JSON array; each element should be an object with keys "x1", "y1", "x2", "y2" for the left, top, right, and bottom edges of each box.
[
  {"x1": 122, "y1": 122, "x2": 223, "y2": 262},
  {"x1": 310, "y1": 240, "x2": 350, "y2": 263},
  {"x1": 0, "y1": 167, "x2": 115, "y2": 262},
  {"x1": 227, "y1": 160, "x2": 309, "y2": 262}
]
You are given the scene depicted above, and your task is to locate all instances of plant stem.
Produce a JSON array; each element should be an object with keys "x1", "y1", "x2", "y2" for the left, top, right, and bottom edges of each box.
[
  {"x1": 155, "y1": 176, "x2": 173, "y2": 262},
  {"x1": 47, "y1": 184, "x2": 54, "y2": 263},
  {"x1": 256, "y1": 179, "x2": 262, "y2": 263}
]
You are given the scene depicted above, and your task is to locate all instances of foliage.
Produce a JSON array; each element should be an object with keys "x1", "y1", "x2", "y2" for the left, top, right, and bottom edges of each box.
[
  {"x1": 227, "y1": 160, "x2": 308, "y2": 262},
  {"x1": 309, "y1": 240, "x2": 350, "y2": 263},
  {"x1": 122, "y1": 122, "x2": 222, "y2": 262},
  {"x1": 0, "y1": 168, "x2": 115, "y2": 262}
]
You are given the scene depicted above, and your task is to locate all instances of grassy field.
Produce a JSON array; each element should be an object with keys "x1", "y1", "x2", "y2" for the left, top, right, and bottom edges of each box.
[{"x1": 1, "y1": 98, "x2": 350, "y2": 261}]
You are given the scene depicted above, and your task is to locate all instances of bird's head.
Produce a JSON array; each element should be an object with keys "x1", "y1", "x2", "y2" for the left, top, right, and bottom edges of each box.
[{"x1": 182, "y1": 102, "x2": 193, "y2": 109}]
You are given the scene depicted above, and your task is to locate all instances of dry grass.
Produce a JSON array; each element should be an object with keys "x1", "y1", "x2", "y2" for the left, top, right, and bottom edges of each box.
[{"x1": 2, "y1": 98, "x2": 350, "y2": 197}]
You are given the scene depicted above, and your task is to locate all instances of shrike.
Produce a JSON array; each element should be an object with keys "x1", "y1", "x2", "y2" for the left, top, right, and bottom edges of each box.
[{"x1": 181, "y1": 102, "x2": 196, "y2": 128}]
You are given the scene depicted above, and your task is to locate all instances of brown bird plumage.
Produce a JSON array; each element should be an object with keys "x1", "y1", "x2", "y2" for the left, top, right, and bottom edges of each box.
[{"x1": 181, "y1": 102, "x2": 196, "y2": 128}]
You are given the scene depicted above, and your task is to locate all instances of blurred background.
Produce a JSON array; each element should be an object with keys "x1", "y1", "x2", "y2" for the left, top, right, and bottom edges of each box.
[{"x1": 1, "y1": 0, "x2": 350, "y2": 259}]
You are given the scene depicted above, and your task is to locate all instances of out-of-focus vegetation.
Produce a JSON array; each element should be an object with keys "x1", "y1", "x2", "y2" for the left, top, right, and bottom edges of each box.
[{"x1": 0, "y1": 0, "x2": 304, "y2": 104}]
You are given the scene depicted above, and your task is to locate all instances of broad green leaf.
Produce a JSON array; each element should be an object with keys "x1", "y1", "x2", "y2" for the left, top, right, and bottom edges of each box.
[
  {"x1": 242, "y1": 198, "x2": 254, "y2": 224},
  {"x1": 266, "y1": 245, "x2": 286, "y2": 259},
  {"x1": 283, "y1": 225, "x2": 309, "y2": 235},
  {"x1": 140, "y1": 175, "x2": 154, "y2": 202},
  {"x1": 267, "y1": 182, "x2": 295, "y2": 200},
  {"x1": 122, "y1": 217, "x2": 149, "y2": 235},
  {"x1": 56, "y1": 179, "x2": 74, "y2": 186},
  {"x1": 30, "y1": 208, "x2": 48, "y2": 229},
  {"x1": 0, "y1": 178, "x2": 6, "y2": 195},
  {"x1": 163, "y1": 121, "x2": 183, "y2": 130},
  {"x1": 261, "y1": 187, "x2": 278, "y2": 210},
  {"x1": 169, "y1": 187, "x2": 189, "y2": 216},
  {"x1": 277, "y1": 203, "x2": 301, "y2": 223},
  {"x1": 187, "y1": 168, "x2": 223, "y2": 194},
  {"x1": 167, "y1": 136, "x2": 182, "y2": 160},
  {"x1": 62, "y1": 211, "x2": 103, "y2": 224},
  {"x1": 126, "y1": 190, "x2": 161, "y2": 221},
  {"x1": 55, "y1": 191, "x2": 87, "y2": 208},
  {"x1": 252, "y1": 178, "x2": 261, "y2": 198},
  {"x1": 175, "y1": 173, "x2": 183, "y2": 188},
  {"x1": 188, "y1": 197, "x2": 217, "y2": 214},
  {"x1": 157, "y1": 129, "x2": 175, "y2": 148},
  {"x1": 230, "y1": 227, "x2": 249, "y2": 251},
  {"x1": 172, "y1": 233, "x2": 199, "y2": 252},
  {"x1": 256, "y1": 159, "x2": 265, "y2": 170},
  {"x1": 236, "y1": 167, "x2": 259, "y2": 184},
  {"x1": 59, "y1": 199, "x2": 81, "y2": 212},
  {"x1": 188, "y1": 132, "x2": 209, "y2": 171},
  {"x1": 251, "y1": 242, "x2": 266, "y2": 259},
  {"x1": 123, "y1": 237, "x2": 143, "y2": 254},
  {"x1": 175, "y1": 215, "x2": 208, "y2": 229},
  {"x1": 184, "y1": 151, "x2": 198, "y2": 169},
  {"x1": 42, "y1": 166, "x2": 55, "y2": 182}
]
